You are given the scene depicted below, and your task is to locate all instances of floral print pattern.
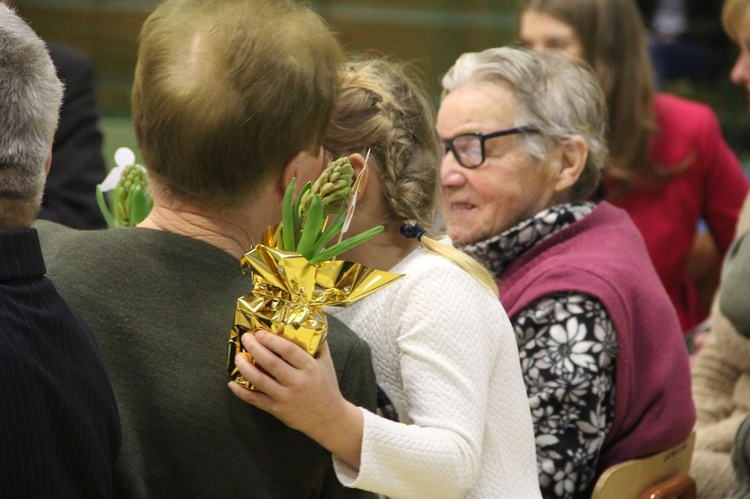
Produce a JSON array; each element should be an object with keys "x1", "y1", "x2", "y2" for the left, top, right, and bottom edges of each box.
[
  {"x1": 461, "y1": 202, "x2": 597, "y2": 277},
  {"x1": 462, "y1": 202, "x2": 617, "y2": 498},
  {"x1": 517, "y1": 294, "x2": 616, "y2": 498}
]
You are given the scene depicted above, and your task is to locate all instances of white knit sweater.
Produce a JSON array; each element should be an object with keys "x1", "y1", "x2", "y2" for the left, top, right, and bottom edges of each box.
[{"x1": 329, "y1": 247, "x2": 541, "y2": 498}]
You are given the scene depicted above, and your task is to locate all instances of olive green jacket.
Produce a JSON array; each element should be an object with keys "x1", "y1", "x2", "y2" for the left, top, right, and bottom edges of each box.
[{"x1": 35, "y1": 220, "x2": 376, "y2": 498}]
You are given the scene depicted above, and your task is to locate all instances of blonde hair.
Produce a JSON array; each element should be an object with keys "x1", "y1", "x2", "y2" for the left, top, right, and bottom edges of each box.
[
  {"x1": 723, "y1": 0, "x2": 750, "y2": 40},
  {"x1": 323, "y1": 56, "x2": 498, "y2": 295},
  {"x1": 132, "y1": 0, "x2": 343, "y2": 210},
  {"x1": 517, "y1": 0, "x2": 656, "y2": 187}
]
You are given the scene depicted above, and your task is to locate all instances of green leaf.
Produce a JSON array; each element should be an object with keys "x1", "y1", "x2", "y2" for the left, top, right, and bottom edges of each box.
[
  {"x1": 127, "y1": 183, "x2": 152, "y2": 225},
  {"x1": 297, "y1": 182, "x2": 312, "y2": 208},
  {"x1": 296, "y1": 182, "x2": 312, "y2": 215},
  {"x1": 308, "y1": 225, "x2": 384, "y2": 264},
  {"x1": 95, "y1": 185, "x2": 116, "y2": 228},
  {"x1": 114, "y1": 184, "x2": 128, "y2": 226},
  {"x1": 308, "y1": 206, "x2": 347, "y2": 257},
  {"x1": 296, "y1": 194, "x2": 323, "y2": 258},
  {"x1": 281, "y1": 178, "x2": 297, "y2": 251},
  {"x1": 294, "y1": 181, "x2": 311, "y2": 245}
]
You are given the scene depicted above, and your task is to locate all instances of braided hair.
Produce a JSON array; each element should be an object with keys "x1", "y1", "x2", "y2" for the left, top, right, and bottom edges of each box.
[{"x1": 323, "y1": 56, "x2": 498, "y2": 294}]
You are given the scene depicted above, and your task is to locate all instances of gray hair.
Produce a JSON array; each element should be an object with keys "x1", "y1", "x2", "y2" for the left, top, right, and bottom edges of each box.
[
  {"x1": 0, "y1": 4, "x2": 63, "y2": 223},
  {"x1": 441, "y1": 47, "x2": 607, "y2": 200}
]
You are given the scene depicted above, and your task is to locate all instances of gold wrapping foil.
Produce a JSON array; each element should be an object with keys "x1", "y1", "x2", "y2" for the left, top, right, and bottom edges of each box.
[{"x1": 227, "y1": 225, "x2": 402, "y2": 389}]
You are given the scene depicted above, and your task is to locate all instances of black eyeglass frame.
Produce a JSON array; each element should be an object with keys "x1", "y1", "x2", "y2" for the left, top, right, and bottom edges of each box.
[{"x1": 443, "y1": 125, "x2": 540, "y2": 169}]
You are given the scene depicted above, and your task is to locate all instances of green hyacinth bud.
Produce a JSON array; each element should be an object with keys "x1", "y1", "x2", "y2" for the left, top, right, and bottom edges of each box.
[
  {"x1": 299, "y1": 156, "x2": 354, "y2": 219},
  {"x1": 114, "y1": 164, "x2": 152, "y2": 227}
]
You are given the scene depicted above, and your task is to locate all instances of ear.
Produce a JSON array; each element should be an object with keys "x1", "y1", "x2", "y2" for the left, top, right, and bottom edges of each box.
[
  {"x1": 552, "y1": 135, "x2": 587, "y2": 194},
  {"x1": 275, "y1": 150, "x2": 310, "y2": 199},
  {"x1": 44, "y1": 150, "x2": 52, "y2": 177},
  {"x1": 348, "y1": 153, "x2": 366, "y2": 176},
  {"x1": 347, "y1": 152, "x2": 369, "y2": 190}
]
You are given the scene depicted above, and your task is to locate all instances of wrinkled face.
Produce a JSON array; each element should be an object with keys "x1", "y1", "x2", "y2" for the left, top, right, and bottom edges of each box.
[
  {"x1": 437, "y1": 82, "x2": 560, "y2": 246},
  {"x1": 517, "y1": 10, "x2": 585, "y2": 59},
  {"x1": 731, "y1": 6, "x2": 750, "y2": 109}
]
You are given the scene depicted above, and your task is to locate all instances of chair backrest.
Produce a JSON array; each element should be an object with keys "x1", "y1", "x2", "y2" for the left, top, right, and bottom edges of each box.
[{"x1": 591, "y1": 430, "x2": 696, "y2": 499}]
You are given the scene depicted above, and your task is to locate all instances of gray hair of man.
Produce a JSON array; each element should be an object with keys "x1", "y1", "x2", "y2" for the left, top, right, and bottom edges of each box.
[
  {"x1": 0, "y1": 4, "x2": 63, "y2": 228},
  {"x1": 441, "y1": 47, "x2": 608, "y2": 201}
]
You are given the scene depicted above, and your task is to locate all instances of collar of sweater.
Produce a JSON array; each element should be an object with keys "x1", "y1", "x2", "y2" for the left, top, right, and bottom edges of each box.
[{"x1": 460, "y1": 201, "x2": 596, "y2": 277}]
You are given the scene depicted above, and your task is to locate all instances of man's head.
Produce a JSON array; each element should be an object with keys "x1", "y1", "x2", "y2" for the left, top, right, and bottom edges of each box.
[
  {"x1": 132, "y1": 0, "x2": 343, "y2": 211},
  {"x1": 0, "y1": 4, "x2": 63, "y2": 230}
]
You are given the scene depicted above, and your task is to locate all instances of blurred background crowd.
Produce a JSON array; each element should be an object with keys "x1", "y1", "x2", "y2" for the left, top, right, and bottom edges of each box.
[{"x1": 12, "y1": 0, "x2": 750, "y2": 173}]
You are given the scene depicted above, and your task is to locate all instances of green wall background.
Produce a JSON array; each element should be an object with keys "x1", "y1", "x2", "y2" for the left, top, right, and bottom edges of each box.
[
  {"x1": 12, "y1": 1, "x2": 523, "y2": 168},
  {"x1": 11, "y1": 0, "x2": 749, "y2": 169}
]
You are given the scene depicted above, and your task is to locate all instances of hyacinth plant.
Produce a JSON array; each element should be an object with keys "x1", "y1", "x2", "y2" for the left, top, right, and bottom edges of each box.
[
  {"x1": 228, "y1": 155, "x2": 401, "y2": 389},
  {"x1": 281, "y1": 156, "x2": 383, "y2": 264},
  {"x1": 96, "y1": 147, "x2": 153, "y2": 228}
]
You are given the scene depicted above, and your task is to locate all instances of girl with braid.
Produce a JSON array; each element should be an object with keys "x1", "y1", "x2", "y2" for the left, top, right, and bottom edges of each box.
[{"x1": 229, "y1": 57, "x2": 541, "y2": 498}]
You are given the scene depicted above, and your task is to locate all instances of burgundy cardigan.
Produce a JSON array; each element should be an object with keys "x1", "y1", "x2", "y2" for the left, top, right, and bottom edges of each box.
[{"x1": 498, "y1": 202, "x2": 695, "y2": 475}]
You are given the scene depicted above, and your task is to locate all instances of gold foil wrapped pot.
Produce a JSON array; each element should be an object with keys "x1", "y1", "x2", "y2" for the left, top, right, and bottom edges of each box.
[
  {"x1": 228, "y1": 157, "x2": 401, "y2": 389},
  {"x1": 227, "y1": 225, "x2": 402, "y2": 390}
]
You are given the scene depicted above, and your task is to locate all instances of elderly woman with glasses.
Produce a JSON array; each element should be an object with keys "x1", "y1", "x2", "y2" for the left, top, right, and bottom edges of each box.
[{"x1": 438, "y1": 46, "x2": 696, "y2": 497}]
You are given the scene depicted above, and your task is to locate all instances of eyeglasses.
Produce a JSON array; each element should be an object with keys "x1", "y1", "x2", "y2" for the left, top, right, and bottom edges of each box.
[{"x1": 443, "y1": 125, "x2": 539, "y2": 168}]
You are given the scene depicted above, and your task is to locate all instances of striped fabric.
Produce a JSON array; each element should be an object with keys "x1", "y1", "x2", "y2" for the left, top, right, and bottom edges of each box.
[{"x1": 0, "y1": 228, "x2": 120, "y2": 498}]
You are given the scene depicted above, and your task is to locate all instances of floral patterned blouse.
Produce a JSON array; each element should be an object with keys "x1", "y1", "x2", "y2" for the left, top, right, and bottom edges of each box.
[{"x1": 462, "y1": 202, "x2": 618, "y2": 498}]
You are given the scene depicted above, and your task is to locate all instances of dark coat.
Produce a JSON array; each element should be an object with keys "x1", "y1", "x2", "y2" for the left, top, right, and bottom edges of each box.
[{"x1": 38, "y1": 42, "x2": 108, "y2": 229}]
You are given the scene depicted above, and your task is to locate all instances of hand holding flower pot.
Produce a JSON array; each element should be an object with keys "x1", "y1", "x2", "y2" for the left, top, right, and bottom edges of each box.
[{"x1": 228, "y1": 156, "x2": 402, "y2": 390}]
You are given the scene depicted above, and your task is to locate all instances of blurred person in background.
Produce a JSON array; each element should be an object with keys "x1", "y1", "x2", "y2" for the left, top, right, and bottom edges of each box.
[
  {"x1": 637, "y1": 0, "x2": 732, "y2": 89},
  {"x1": 517, "y1": 0, "x2": 749, "y2": 337},
  {"x1": 690, "y1": 1, "x2": 750, "y2": 497}
]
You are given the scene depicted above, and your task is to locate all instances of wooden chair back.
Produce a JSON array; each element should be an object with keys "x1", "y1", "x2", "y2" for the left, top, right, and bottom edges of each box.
[{"x1": 591, "y1": 430, "x2": 696, "y2": 499}]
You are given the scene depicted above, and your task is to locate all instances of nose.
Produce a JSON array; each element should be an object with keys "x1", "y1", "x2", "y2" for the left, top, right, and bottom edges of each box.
[
  {"x1": 440, "y1": 152, "x2": 467, "y2": 187},
  {"x1": 731, "y1": 50, "x2": 750, "y2": 87}
]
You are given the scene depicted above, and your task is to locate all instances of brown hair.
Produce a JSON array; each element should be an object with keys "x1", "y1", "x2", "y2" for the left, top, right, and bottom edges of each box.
[
  {"x1": 517, "y1": 0, "x2": 656, "y2": 186},
  {"x1": 132, "y1": 0, "x2": 343, "y2": 209},
  {"x1": 324, "y1": 56, "x2": 498, "y2": 294}
]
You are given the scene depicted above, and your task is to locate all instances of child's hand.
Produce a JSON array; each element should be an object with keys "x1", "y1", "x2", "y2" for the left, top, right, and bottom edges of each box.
[
  {"x1": 228, "y1": 331, "x2": 364, "y2": 468},
  {"x1": 229, "y1": 331, "x2": 344, "y2": 424}
]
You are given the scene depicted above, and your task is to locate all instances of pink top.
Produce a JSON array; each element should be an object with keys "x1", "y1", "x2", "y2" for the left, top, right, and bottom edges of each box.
[{"x1": 608, "y1": 93, "x2": 749, "y2": 332}]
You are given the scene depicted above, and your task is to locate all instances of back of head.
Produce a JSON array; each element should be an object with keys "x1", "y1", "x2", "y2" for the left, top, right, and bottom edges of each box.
[
  {"x1": 518, "y1": 0, "x2": 654, "y2": 182},
  {"x1": 324, "y1": 57, "x2": 500, "y2": 294},
  {"x1": 0, "y1": 4, "x2": 63, "y2": 230},
  {"x1": 442, "y1": 46, "x2": 607, "y2": 200},
  {"x1": 132, "y1": 0, "x2": 343, "y2": 210},
  {"x1": 323, "y1": 56, "x2": 440, "y2": 228},
  {"x1": 723, "y1": 0, "x2": 750, "y2": 40}
]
